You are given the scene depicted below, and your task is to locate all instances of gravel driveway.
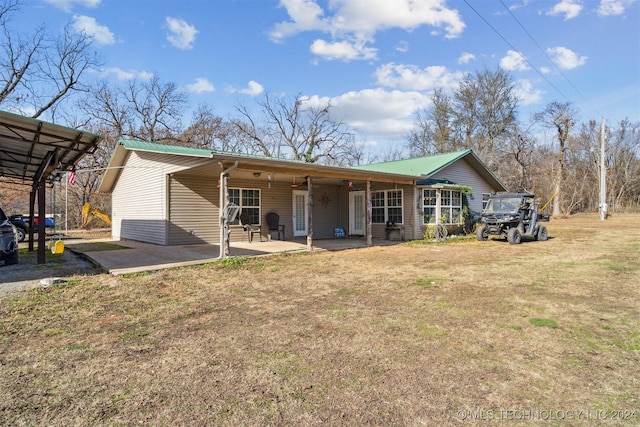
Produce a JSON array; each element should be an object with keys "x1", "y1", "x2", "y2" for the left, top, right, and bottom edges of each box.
[{"x1": 0, "y1": 245, "x2": 102, "y2": 294}]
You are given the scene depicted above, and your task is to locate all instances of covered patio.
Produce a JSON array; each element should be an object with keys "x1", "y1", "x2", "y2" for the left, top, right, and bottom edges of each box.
[{"x1": 68, "y1": 235, "x2": 407, "y2": 276}]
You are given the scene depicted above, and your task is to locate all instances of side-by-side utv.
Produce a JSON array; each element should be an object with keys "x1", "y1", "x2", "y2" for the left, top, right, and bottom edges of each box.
[{"x1": 476, "y1": 193, "x2": 549, "y2": 244}]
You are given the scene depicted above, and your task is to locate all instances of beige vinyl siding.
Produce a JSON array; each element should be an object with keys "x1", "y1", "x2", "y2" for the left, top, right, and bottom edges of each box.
[
  {"x1": 308, "y1": 184, "x2": 342, "y2": 238},
  {"x1": 111, "y1": 151, "x2": 209, "y2": 245},
  {"x1": 168, "y1": 174, "x2": 218, "y2": 245},
  {"x1": 430, "y1": 159, "x2": 496, "y2": 214}
]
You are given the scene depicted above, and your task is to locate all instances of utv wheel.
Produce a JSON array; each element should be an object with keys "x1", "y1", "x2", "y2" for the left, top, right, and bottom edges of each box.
[
  {"x1": 507, "y1": 228, "x2": 521, "y2": 244},
  {"x1": 536, "y1": 225, "x2": 548, "y2": 241},
  {"x1": 476, "y1": 225, "x2": 488, "y2": 241}
]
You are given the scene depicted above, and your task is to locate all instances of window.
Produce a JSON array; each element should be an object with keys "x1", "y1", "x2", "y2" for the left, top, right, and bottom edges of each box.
[
  {"x1": 422, "y1": 188, "x2": 463, "y2": 224},
  {"x1": 371, "y1": 189, "x2": 403, "y2": 224},
  {"x1": 229, "y1": 188, "x2": 260, "y2": 225},
  {"x1": 482, "y1": 193, "x2": 491, "y2": 210},
  {"x1": 422, "y1": 189, "x2": 436, "y2": 224}
]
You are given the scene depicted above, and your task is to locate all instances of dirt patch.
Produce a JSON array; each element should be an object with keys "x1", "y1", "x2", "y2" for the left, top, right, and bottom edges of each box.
[{"x1": 0, "y1": 215, "x2": 639, "y2": 426}]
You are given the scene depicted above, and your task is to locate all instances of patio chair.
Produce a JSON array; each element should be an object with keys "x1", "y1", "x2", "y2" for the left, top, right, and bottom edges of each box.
[
  {"x1": 266, "y1": 212, "x2": 285, "y2": 241},
  {"x1": 239, "y1": 211, "x2": 262, "y2": 243}
]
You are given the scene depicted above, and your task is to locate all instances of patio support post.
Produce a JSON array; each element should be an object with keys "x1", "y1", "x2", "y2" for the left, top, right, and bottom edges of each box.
[
  {"x1": 366, "y1": 180, "x2": 372, "y2": 246},
  {"x1": 435, "y1": 187, "x2": 442, "y2": 240},
  {"x1": 218, "y1": 160, "x2": 238, "y2": 259},
  {"x1": 222, "y1": 173, "x2": 231, "y2": 258},
  {"x1": 306, "y1": 176, "x2": 313, "y2": 252}
]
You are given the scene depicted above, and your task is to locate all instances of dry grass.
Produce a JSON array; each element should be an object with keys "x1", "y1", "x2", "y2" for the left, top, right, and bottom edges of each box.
[{"x1": 1, "y1": 214, "x2": 639, "y2": 426}]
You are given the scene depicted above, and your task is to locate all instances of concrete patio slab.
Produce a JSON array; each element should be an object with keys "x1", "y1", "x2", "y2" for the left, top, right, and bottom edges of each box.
[{"x1": 66, "y1": 237, "x2": 404, "y2": 276}]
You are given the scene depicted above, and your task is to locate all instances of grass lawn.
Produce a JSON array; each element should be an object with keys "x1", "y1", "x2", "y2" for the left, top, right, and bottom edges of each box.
[{"x1": 1, "y1": 214, "x2": 639, "y2": 426}]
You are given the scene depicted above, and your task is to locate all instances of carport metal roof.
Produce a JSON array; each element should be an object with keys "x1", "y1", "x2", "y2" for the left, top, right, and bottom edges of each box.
[
  {"x1": 0, "y1": 110, "x2": 102, "y2": 264},
  {"x1": 0, "y1": 110, "x2": 102, "y2": 186}
]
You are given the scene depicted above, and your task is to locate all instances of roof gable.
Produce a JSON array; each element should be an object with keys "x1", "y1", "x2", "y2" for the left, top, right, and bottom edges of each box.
[{"x1": 355, "y1": 149, "x2": 507, "y2": 191}]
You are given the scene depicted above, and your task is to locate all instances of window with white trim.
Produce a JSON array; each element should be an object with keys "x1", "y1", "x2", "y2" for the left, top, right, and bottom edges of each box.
[
  {"x1": 421, "y1": 188, "x2": 463, "y2": 224},
  {"x1": 371, "y1": 189, "x2": 403, "y2": 224},
  {"x1": 229, "y1": 188, "x2": 260, "y2": 225}
]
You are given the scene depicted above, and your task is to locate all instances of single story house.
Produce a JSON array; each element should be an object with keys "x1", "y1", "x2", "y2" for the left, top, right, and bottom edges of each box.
[{"x1": 98, "y1": 139, "x2": 507, "y2": 250}]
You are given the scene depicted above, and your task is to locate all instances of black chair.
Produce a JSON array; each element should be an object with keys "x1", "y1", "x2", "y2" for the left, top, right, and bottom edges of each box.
[
  {"x1": 239, "y1": 211, "x2": 262, "y2": 243},
  {"x1": 266, "y1": 212, "x2": 285, "y2": 240}
]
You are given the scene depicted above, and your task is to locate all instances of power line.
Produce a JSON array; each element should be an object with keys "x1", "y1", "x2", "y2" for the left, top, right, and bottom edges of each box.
[
  {"x1": 462, "y1": 0, "x2": 572, "y2": 104},
  {"x1": 498, "y1": 0, "x2": 588, "y2": 104}
]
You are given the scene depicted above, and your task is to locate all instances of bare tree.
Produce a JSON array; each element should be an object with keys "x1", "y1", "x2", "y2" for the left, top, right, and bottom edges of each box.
[
  {"x1": 180, "y1": 104, "x2": 241, "y2": 152},
  {"x1": 407, "y1": 89, "x2": 455, "y2": 156},
  {"x1": 79, "y1": 76, "x2": 187, "y2": 143},
  {"x1": 533, "y1": 101, "x2": 578, "y2": 216},
  {"x1": 0, "y1": 1, "x2": 99, "y2": 118},
  {"x1": 453, "y1": 68, "x2": 518, "y2": 161},
  {"x1": 231, "y1": 92, "x2": 356, "y2": 165},
  {"x1": 124, "y1": 76, "x2": 186, "y2": 143},
  {"x1": 407, "y1": 69, "x2": 518, "y2": 165},
  {"x1": 494, "y1": 125, "x2": 537, "y2": 193},
  {"x1": 606, "y1": 119, "x2": 640, "y2": 211}
]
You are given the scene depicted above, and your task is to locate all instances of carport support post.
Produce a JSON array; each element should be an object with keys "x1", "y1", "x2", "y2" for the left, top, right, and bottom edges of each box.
[
  {"x1": 28, "y1": 190, "x2": 36, "y2": 252},
  {"x1": 306, "y1": 176, "x2": 313, "y2": 252},
  {"x1": 37, "y1": 180, "x2": 47, "y2": 264}
]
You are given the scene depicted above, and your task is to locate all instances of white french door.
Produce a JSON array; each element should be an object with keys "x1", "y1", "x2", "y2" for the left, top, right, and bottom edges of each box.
[
  {"x1": 349, "y1": 191, "x2": 366, "y2": 235},
  {"x1": 292, "y1": 190, "x2": 308, "y2": 237}
]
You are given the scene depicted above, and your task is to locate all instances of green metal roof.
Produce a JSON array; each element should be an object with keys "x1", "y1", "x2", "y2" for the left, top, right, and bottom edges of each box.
[
  {"x1": 354, "y1": 150, "x2": 472, "y2": 176},
  {"x1": 119, "y1": 139, "x2": 213, "y2": 158}
]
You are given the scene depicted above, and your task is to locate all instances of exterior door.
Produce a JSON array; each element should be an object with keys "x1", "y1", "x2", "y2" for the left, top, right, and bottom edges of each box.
[
  {"x1": 349, "y1": 191, "x2": 366, "y2": 235},
  {"x1": 292, "y1": 190, "x2": 308, "y2": 237}
]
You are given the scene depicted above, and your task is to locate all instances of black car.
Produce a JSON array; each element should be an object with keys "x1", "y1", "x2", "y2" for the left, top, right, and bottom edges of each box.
[{"x1": 0, "y1": 207, "x2": 20, "y2": 265}]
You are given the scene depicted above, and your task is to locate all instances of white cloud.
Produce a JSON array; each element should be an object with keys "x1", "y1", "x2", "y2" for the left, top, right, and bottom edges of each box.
[
  {"x1": 270, "y1": 0, "x2": 465, "y2": 61},
  {"x1": 547, "y1": 0, "x2": 583, "y2": 20},
  {"x1": 100, "y1": 67, "x2": 153, "y2": 81},
  {"x1": 269, "y1": 0, "x2": 329, "y2": 40},
  {"x1": 166, "y1": 17, "x2": 198, "y2": 50},
  {"x1": 310, "y1": 38, "x2": 377, "y2": 61},
  {"x1": 227, "y1": 81, "x2": 265, "y2": 96},
  {"x1": 71, "y1": 15, "x2": 114, "y2": 45},
  {"x1": 500, "y1": 50, "x2": 529, "y2": 71},
  {"x1": 43, "y1": 0, "x2": 100, "y2": 12},
  {"x1": 239, "y1": 81, "x2": 264, "y2": 96},
  {"x1": 598, "y1": 0, "x2": 635, "y2": 16},
  {"x1": 186, "y1": 78, "x2": 215, "y2": 94},
  {"x1": 395, "y1": 41, "x2": 409, "y2": 53},
  {"x1": 374, "y1": 63, "x2": 462, "y2": 91},
  {"x1": 546, "y1": 46, "x2": 587, "y2": 70},
  {"x1": 515, "y1": 79, "x2": 544, "y2": 106},
  {"x1": 458, "y1": 52, "x2": 475, "y2": 64},
  {"x1": 303, "y1": 88, "x2": 431, "y2": 139}
]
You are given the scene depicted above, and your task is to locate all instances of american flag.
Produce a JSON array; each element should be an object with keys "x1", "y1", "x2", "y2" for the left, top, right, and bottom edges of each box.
[{"x1": 68, "y1": 170, "x2": 76, "y2": 185}]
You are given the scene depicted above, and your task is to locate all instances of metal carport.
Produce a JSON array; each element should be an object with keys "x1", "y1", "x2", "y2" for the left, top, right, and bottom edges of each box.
[{"x1": 0, "y1": 110, "x2": 102, "y2": 263}]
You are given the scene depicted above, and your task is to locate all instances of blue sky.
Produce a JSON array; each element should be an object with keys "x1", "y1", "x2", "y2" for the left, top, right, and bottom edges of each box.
[{"x1": 14, "y1": 0, "x2": 640, "y2": 152}]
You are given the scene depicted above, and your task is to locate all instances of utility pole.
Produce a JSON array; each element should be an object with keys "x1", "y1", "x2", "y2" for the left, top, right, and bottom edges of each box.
[{"x1": 599, "y1": 119, "x2": 607, "y2": 221}]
